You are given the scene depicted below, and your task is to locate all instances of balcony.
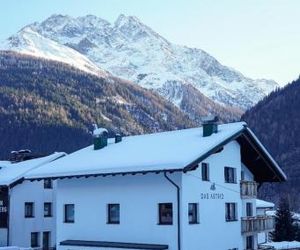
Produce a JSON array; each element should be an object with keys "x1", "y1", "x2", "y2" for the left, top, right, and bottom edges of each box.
[
  {"x1": 241, "y1": 216, "x2": 274, "y2": 234},
  {"x1": 240, "y1": 181, "x2": 257, "y2": 198}
]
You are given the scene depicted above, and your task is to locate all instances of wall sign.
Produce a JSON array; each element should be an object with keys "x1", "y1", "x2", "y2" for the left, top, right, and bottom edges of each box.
[
  {"x1": 0, "y1": 186, "x2": 8, "y2": 228},
  {"x1": 200, "y1": 193, "x2": 224, "y2": 200}
]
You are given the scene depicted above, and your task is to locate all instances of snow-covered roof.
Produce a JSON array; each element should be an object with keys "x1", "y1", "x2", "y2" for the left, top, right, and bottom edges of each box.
[
  {"x1": 256, "y1": 199, "x2": 275, "y2": 209},
  {"x1": 0, "y1": 152, "x2": 66, "y2": 186},
  {"x1": 24, "y1": 122, "x2": 286, "y2": 182}
]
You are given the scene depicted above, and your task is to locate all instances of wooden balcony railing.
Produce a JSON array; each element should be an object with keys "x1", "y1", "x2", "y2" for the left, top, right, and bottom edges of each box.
[
  {"x1": 241, "y1": 216, "x2": 274, "y2": 234},
  {"x1": 240, "y1": 181, "x2": 257, "y2": 198}
]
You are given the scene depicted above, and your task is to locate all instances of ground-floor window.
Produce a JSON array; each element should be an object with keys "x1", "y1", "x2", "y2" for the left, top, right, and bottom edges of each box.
[
  {"x1": 188, "y1": 203, "x2": 199, "y2": 224},
  {"x1": 158, "y1": 203, "x2": 173, "y2": 225},
  {"x1": 64, "y1": 204, "x2": 75, "y2": 223},
  {"x1": 246, "y1": 235, "x2": 254, "y2": 249},
  {"x1": 107, "y1": 204, "x2": 120, "y2": 224},
  {"x1": 43, "y1": 231, "x2": 50, "y2": 249},
  {"x1": 225, "y1": 202, "x2": 237, "y2": 221},
  {"x1": 31, "y1": 232, "x2": 39, "y2": 247}
]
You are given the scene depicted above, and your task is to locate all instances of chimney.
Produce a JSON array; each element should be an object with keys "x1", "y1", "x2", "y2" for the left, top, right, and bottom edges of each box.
[
  {"x1": 115, "y1": 134, "x2": 122, "y2": 143},
  {"x1": 202, "y1": 116, "x2": 218, "y2": 137},
  {"x1": 92, "y1": 124, "x2": 108, "y2": 150},
  {"x1": 10, "y1": 149, "x2": 32, "y2": 162}
]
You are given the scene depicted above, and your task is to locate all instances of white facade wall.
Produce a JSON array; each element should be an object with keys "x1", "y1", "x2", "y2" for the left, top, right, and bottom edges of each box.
[
  {"x1": 55, "y1": 140, "x2": 262, "y2": 250},
  {"x1": 181, "y1": 141, "x2": 244, "y2": 250},
  {"x1": 0, "y1": 229, "x2": 7, "y2": 246},
  {"x1": 56, "y1": 173, "x2": 181, "y2": 250},
  {"x1": 9, "y1": 180, "x2": 56, "y2": 248}
]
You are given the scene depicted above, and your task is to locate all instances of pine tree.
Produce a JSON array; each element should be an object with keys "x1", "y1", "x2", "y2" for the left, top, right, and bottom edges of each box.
[
  {"x1": 271, "y1": 197, "x2": 296, "y2": 241},
  {"x1": 295, "y1": 223, "x2": 300, "y2": 241}
]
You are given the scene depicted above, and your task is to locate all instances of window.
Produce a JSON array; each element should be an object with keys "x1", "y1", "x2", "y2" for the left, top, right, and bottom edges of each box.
[
  {"x1": 188, "y1": 203, "x2": 199, "y2": 224},
  {"x1": 31, "y1": 232, "x2": 39, "y2": 247},
  {"x1": 246, "y1": 202, "x2": 253, "y2": 217},
  {"x1": 225, "y1": 203, "x2": 237, "y2": 221},
  {"x1": 25, "y1": 202, "x2": 34, "y2": 218},
  {"x1": 246, "y1": 235, "x2": 254, "y2": 249},
  {"x1": 44, "y1": 202, "x2": 52, "y2": 217},
  {"x1": 224, "y1": 167, "x2": 237, "y2": 183},
  {"x1": 158, "y1": 203, "x2": 173, "y2": 225},
  {"x1": 64, "y1": 204, "x2": 74, "y2": 223},
  {"x1": 107, "y1": 204, "x2": 120, "y2": 224},
  {"x1": 43, "y1": 231, "x2": 50, "y2": 249},
  {"x1": 44, "y1": 179, "x2": 52, "y2": 189},
  {"x1": 201, "y1": 163, "x2": 209, "y2": 181}
]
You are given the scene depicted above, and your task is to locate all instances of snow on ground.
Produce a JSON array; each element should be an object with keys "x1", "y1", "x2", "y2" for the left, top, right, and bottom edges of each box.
[{"x1": 261, "y1": 241, "x2": 300, "y2": 249}]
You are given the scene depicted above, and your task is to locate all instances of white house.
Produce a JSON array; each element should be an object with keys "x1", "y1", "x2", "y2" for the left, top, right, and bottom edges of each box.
[
  {"x1": 0, "y1": 151, "x2": 66, "y2": 249},
  {"x1": 25, "y1": 121, "x2": 286, "y2": 250}
]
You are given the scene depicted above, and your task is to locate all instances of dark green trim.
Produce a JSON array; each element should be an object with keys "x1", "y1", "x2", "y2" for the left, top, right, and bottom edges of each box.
[
  {"x1": 9, "y1": 177, "x2": 24, "y2": 189},
  {"x1": 28, "y1": 169, "x2": 183, "y2": 181},
  {"x1": 60, "y1": 240, "x2": 168, "y2": 249}
]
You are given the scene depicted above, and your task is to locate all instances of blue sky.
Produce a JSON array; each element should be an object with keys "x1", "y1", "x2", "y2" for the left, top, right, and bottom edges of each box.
[{"x1": 1, "y1": 0, "x2": 299, "y2": 85}]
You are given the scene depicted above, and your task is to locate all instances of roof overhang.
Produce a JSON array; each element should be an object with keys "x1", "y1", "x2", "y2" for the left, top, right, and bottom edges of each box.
[
  {"x1": 237, "y1": 127, "x2": 286, "y2": 182},
  {"x1": 184, "y1": 125, "x2": 286, "y2": 183}
]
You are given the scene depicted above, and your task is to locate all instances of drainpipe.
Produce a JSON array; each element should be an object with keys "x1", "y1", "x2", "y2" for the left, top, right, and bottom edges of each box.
[
  {"x1": 163, "y1": 172, "x2": 181, "y2": 250},
  {"x1": 6, "y1": 187, "x2": 10, "y2": 246}
]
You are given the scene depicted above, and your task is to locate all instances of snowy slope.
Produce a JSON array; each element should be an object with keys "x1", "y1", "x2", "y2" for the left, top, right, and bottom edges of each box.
[
  {"x1": 1, "y1": 14, "x2": 278, "y2": 110},
  {"x1": 0, "y1": 26, "x2": 107, "y2": 77}
]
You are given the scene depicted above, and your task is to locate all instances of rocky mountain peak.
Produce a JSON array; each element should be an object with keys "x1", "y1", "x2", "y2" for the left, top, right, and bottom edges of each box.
[{"x1": 0, "y1": 13, "x2": 279, "y2": 112}]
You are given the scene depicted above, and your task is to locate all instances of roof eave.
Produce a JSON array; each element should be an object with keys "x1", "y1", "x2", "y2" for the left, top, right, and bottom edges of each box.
[
  {"x1": 244, "y1": 127, "x2": 287, "y2": 182},
  {"x1": 183, "y1": 126, "x2": 246, "y2": 172},
  {"x1": 183, "y1": 124, "x2": 286, "y2": 183}
]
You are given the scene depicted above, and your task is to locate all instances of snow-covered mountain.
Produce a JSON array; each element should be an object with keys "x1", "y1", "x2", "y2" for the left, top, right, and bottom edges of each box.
[
  {"x1": 0, "y1": 14, "x2": 278, "y2": 110},
  {"x1": 1, "y1": 26, "x2": 107, "y2": 77}
]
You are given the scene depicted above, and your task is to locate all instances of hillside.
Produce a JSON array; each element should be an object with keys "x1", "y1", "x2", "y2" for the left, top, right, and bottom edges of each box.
[
  {"x1": 243, "y1": 77, "x2": 300, "y2": 210},
  {"x1": 0, "y1": 51, "x2": 197, "y2": 159},
  {"x1": 1, "y1": 14, "x2": 277, "y2": 113}
]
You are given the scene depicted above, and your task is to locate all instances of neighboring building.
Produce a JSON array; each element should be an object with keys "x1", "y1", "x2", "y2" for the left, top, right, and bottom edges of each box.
[
  {"x1": 25, "y1": 121, "x2": 286, "y2": 250},
  {"x1": 0, "y1": 151, "x2": 66, "y2": 249},
  {"x1": 256, "y1": 199, "x2": 275, "y2": 244}
]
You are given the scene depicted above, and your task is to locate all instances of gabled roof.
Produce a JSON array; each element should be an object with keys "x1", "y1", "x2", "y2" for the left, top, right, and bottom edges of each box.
[
  {"x1": 0, "y1": 152, "x2": 66, "y2": 186},
  {"x1": 24, "y1": 122, "x2": 286, "y2": 182}
]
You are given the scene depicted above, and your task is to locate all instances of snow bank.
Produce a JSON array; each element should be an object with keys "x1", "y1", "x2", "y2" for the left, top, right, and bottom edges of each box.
[{"x1": 261, "y1": 241, "x2": 300, "y2": 249}]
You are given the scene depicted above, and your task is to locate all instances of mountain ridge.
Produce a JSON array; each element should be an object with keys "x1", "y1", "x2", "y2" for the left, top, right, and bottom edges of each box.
[
  {"x1": 0, "y1": 51, "x2": 197, "y2": 159},
  {"x1": 243, "y1": 77, "x2": 300, "y2": 210},
  {"x1": 0, "y1": 14, "x2": 278, "y2": 113}
]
